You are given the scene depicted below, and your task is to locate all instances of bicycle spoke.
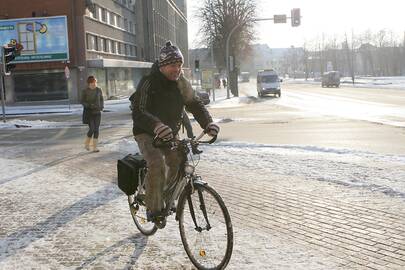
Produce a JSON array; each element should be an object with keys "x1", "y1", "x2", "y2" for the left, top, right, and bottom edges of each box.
[{"x1": 179, "y1": 184, "x2": 233, "y2": 270}]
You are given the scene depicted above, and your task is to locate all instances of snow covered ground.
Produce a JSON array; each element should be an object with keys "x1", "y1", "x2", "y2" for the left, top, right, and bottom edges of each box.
[
  {"x1": 1, "y1": 136, "x2": 404, "y2": 269},
  {"x1": 104, "y1": 138, "x2": 405, "y2": 199},
  {"x1": 287, "y1": 76, "x2": 405, "y2": 90}
]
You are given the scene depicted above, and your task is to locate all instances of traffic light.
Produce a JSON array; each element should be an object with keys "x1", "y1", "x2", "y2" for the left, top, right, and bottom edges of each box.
[
  {"x1": 2, "y1": 44, "x2": 22, "y2": 75},
  {"x1": 194, "y1": 59, "x2": 200, "y2": 71},
  {"x1": 291, "y1": 8, "x2": 301, "y2": 27}
]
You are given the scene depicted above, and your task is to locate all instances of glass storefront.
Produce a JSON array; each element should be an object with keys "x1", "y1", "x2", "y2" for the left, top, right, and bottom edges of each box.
[{"x1": 13, "y1": 72, "x2": 68, "y2": 102}]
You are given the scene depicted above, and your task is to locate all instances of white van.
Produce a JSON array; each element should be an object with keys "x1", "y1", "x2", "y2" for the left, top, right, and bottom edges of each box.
[{"x1": 257, "y1": 69, "x2": 282, "y2": 97}]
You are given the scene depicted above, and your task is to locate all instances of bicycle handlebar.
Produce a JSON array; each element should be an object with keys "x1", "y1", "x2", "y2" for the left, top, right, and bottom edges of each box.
[{"x1": 152, "y1": 131, "x2": 217, "y2": 149}]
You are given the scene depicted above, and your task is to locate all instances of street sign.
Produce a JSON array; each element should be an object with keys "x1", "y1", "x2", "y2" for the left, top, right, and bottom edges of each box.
[
  {"x1": 201, "y1": 69, "x2": 214, "y2": 90},
  {"x1": 273, "y1": 14, "x2": 287, "y2": 23},
  {"x1": 64, "y1": 66, "x2": 70, "y2": 79}
]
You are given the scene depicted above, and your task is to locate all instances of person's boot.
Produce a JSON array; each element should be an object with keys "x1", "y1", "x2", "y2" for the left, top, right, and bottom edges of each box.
[
  {"x1": 92, "y1": 138, "x2": 100, "y2": 152},
  {"x1": 84, "y1": 136, "x2": 91, "y2": 151}
]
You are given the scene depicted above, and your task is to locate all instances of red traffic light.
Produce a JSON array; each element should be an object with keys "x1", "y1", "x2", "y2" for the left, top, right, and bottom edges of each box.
[{"x1": 291, "y1": 8, "x2": 301, "y2": 27}]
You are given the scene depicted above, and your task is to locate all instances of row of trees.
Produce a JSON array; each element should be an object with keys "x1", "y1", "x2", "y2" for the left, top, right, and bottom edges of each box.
[{"x1": 299, "y1": 30, "x2": 405, "y2": 78}]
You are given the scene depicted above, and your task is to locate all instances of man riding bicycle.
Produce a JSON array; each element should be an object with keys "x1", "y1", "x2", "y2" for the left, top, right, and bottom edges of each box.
[{"x1": 129, "y1": 41, "x2": 219, "y2": 227}]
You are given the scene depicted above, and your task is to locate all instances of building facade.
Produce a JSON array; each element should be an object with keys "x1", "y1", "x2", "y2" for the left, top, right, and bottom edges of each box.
[
  {"x1": 0, "y1": 0, "x2": 188, "y2": 104},
  {"x1": 142, "y1": 0, "x2": 189, "y2": 67}
]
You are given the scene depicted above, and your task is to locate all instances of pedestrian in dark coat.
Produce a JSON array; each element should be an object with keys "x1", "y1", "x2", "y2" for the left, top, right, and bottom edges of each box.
[{"x1": 81, "y1": 76, "x2": 104, "y2": 152}]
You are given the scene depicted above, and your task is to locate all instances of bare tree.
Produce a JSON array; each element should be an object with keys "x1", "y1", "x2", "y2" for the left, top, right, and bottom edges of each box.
[
  {"x1": 343, "y1": 31, "x2": 359, "y2": 83},
  {"x1": 196, "y1": 0, "x2": 257, "y2": 70}
]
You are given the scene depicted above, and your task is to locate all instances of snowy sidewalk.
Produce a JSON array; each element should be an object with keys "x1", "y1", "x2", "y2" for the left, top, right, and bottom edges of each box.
[
  {"x1": 0, "y1": 98, "x2": 132, "y2": 116},
  {"x1": 1, "y1": 133, "x2": 405, "y2": 269}
]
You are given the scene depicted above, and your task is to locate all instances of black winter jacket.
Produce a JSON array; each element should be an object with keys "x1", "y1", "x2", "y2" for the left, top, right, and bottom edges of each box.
[{"x1": 130, "y1": 70, "x2": 212, "y2": 136}]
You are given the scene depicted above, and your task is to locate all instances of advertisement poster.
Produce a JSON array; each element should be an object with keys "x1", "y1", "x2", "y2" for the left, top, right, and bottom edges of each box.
[{"x1": 0, "y1": 16, "x2": 69, "y2": 63}]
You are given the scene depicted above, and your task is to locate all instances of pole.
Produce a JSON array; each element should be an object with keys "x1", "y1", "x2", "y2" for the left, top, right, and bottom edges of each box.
[
  {"x1": 1, "y1": 75, "x2": 6, "y2": 123},
  {"x1": 0, "y1": 45, "x2": 5, "y2": 122},
  {"x1": 225, "y1": 18, "x2": 275, "y2": 99},
  {"x1": 225, "y1": 23, "x2": 242, "y2": 99},
  {"x1": 211, "y1": 45, "x2": 215, "y2": 101}
]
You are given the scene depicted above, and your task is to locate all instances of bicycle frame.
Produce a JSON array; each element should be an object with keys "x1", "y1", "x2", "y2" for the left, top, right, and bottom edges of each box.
[
  {"x1": 131, "y1": 132, "x2": 233, "y2": 269},
  {"x1": 152, "y1": 132, "x2": 216, "y2": 221}
]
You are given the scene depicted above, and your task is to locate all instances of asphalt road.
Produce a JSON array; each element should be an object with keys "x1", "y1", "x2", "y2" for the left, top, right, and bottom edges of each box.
[
  {"x1": 208, "y1": 80, "x2": 405, "y2": 155},
  {"x1": 1, "y1": 81, "x2": 405, "y2": 157}
]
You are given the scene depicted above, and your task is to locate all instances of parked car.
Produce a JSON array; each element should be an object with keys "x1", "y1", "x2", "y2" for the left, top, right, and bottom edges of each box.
[
  {"x1": 321, "y1": 71, "x2": 340, "y2": 88},
  {"x1": 196, "y1": 91, "x2": 210, "y2": 105}
]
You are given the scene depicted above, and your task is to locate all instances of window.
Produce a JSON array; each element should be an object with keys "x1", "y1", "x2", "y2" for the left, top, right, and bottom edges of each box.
[
  {"x1": 106, "y1": 40, "x2": 112, "y2": 53},
  {"x1": 129, "y1": 22, "x2": 133, "y2": 33},
  {"x1": 124, "y1": 18, "x2": 128, "y2": 31},
  {"x1": 110, "y1": 13, "x2": 116, "y2": 26},
  {"x1": 117, "y1": 42, "x2": 121, "y2": 54},
  {"x1": 100, "y1": 8, "x2": 107, "y2": 22},
  {"x1": 111, "y1": 41, "x2": 117, "y2": 54},
  {"x1": 98, "y1": 37, "x2": 105, "y2": 52},
  {"x1": 88, "y1": 6, "x2": 97, "y2": 19},
  {"x1": 116, "y1": 16, "x2": 122, "y2": 28},
  {"x1": 86, "y1": 34, "x2": 97, "y2": 51},
  {"x1": 104, "y1": 39, "x2": 108, "y2": 52},
  {"x1": 86, "y1": 34, "x2": 91, "y2": 50},
  {"x1": 18, "y1": 23, "x2": 36, "y2": 53},
  {"x1": 106, "y1": 10, "x2": 110, "y2": 24},
  {"x1": 97, "y1": 7, "x2": 103, "y2": 21}
]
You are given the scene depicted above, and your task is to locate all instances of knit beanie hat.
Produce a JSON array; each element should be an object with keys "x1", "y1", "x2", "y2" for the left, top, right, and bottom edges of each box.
[{"x1": 158, "y1": 41, "x2": 184, "y2": 67}]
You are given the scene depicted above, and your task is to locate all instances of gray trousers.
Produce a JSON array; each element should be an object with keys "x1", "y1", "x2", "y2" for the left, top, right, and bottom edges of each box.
[{"x1": 134, "y1": 133, "x2": 184, "y2": 213}]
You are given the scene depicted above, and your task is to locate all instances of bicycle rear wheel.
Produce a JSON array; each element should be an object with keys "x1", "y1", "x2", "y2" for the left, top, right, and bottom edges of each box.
[
  {"x1": 178, "y1": 183, "x2": 233, "y2": 270},
  {"x1": 128, "y1": 168, "x2": 157, "y2": 236}
]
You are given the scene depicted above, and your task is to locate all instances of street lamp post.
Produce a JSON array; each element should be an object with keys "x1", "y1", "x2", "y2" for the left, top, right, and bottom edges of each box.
[
  {"x1": 225, "y1": 18, "x2": 274, "y2": 99},
  {"x1": 225, "y1": 22, "x2": 243, "y2": 99},
  {"x1": 225, "y1": 11, "x2": 300, "y2": 98}
]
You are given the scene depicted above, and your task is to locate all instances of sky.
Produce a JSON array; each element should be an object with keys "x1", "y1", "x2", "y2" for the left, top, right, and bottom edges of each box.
[{"x1": 187, "y1": 0, "x2": 405, "y2": 49}]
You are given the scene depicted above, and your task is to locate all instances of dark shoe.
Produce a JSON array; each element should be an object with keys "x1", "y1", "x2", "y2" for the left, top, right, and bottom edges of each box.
[{"x1": 146, "y1": 210, "x2": 166, "y2": 229}]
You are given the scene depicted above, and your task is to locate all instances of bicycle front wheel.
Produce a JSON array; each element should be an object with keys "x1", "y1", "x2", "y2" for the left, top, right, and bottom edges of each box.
[{"x1": 178, "y1": 183, "x2": 233, "y2": 270}]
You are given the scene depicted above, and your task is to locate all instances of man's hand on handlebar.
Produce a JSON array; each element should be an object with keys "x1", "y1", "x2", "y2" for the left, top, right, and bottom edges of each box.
[
  {"x1": 154, "y1": 123, "x2": 173, "y2": 141},
  {"x1": 205, "y1": 122, "x2": 220, "y2": 137}
]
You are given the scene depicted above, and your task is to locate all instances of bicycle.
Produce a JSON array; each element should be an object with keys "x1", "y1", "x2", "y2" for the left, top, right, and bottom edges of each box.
[{"x1": 127, "y1": 131, "x2": 233, "y2": 270}]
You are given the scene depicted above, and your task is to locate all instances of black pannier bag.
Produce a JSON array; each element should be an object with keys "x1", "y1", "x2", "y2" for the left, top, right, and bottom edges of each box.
[{"x1": 117, "y1": 154, "x2": 146, "y2": 195}]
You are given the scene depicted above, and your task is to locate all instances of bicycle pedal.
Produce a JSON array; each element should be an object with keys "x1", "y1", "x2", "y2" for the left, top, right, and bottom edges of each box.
[{"x1": 154, "y1": 218, "x2": 167, "y2": 229}]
